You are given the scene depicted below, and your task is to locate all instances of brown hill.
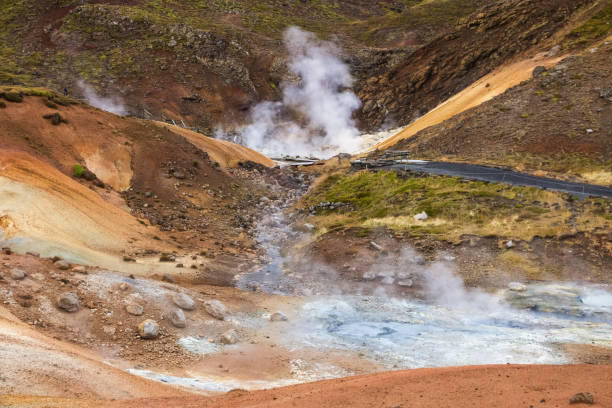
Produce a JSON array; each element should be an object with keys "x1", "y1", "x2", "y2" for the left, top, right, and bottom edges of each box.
[{"x1": 380, "y1": 37, "x2": 612, "y2": 184}]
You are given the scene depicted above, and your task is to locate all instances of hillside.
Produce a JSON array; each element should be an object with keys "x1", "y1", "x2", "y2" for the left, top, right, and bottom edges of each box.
[
  {"x1": 379, "y1": 34, "x2": 612, "y2": 185},
  {"x1": 0, "y1": 0, "x2": 499, "y2": 132},
  {"x1": 0, "y1": 87, "x2": 280, "y2": 281}
]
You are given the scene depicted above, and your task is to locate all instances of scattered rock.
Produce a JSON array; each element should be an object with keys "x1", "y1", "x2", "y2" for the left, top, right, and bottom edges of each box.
[
  {"x1": 26, "y1": 251, "x2": 40, "y2": 257},
  {"x1": 103, "y1": 326, "x2": 116, "y2": 336},
  {"x1": 162, "y1": 273, "x2": 174, "y2": 283},
  {"x1": 72, "y1": 265, "x2": 87, "y2": 274},
  {"x1": 569, "y1": 392, "x2": 594, "y2": 405},
  {"x1": 54, "y1": 260, "x2": 71, "y2": 270},
  {"x1": 270, "y1": 312, "x2": 288, "y2": 322},
  {"x1": 532, "y1": 65, "x2": 547, "y2": 77},
  {"x1": 204, "y1": 300, "x2": 227, "y2": 320},
  {"x1": 302, "y1": 223, "x2": 315, "y2": 232},
  {"x1": 508, "y1": 282, "x2": 527, "y2": 292},
  {"x1": 126, "y1": 304, "x2": 144, "y2": 316},
  {"x1": 138, "y1": 319, "x2": 160, "y2": 339},
  {"x1": 119, "y1": 282, "x2": 130, "y2": 291},
  {"x1": 10, "y1": 269, "x2": 26, "y2": 280},
  {"x1": 2, "y1": 247, "x2": 12, "y2": 255},
  {"x1": 546, "y1": 45, "x2": 560, "y2": 57},
  {"x1": 172, "y1": 293, "x2": 196, "y2": 310},
  {"x1": 170, "y1": 309, "x2": 186, "y2": 328},
  {"x1": 123, "y1": 256, "x2": 136, "y2": 262},
  {"x1": 173, "y1": 171, "x2": 186, "y2": 180},
  {"x1": 397, "y1": 279, "x2": 414, "y2": 287},
  {"x1": 220, "y1": 329, "x2": 240, "y2": 344},
  {"x1": 362, "y1": 271, "x2": 377, "y2": 280},
  {"x1": 57, "y1": 292, "x2": 79, "y2": 312},
  {"x1": 370, "y1": 241, "x2": 383, "y2": 251},
  {"x1": 600, "y1": 88, "x2": 612, "y2": 100},
  {"x1": 506, "y1": 240, "x2": 514, "y2": 248},
  {"x1": 413, "y1": 211, "x2": 428, "y2": 221},
  {"x1": 585, "y1": 128, "x2": 593, "y2": 134}
]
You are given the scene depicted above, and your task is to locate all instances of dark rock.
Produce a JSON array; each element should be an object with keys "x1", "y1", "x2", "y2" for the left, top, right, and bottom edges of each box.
[
  {"x1": 569, "y1": 392, "x2": 594, "y2": 404},
  {"x1": 57, "y1": 292, "x2": 79, "y2": 312}
]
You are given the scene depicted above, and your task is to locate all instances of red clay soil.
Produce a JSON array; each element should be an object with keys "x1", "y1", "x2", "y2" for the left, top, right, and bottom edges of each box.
[{"x1": 8, "y1": 364, "x2": 608, "y2": 408}]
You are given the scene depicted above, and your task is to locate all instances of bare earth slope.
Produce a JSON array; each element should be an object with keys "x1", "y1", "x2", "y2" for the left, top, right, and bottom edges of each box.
[
  {"x1": 0, "y1": 305, "x2": 185, "y2": 399},
  {"x1": 0, "y1": 91, "x2": 273, "y2": 279}
]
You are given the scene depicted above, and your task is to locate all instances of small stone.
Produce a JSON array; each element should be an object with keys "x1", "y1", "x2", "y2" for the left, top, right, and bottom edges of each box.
[
  {"x1": 10, "y1": 269, "x2": 26, "y2": 280},
  {"x1": 586, "y1": 128, "x2": 593, "y2": 134},
  {"x1": 506, "y1": 240, "x2": 514, "y2": 248},
  {"x1": 126, "y1": 304, "x2": 144, "y2": 316},
  {"x1": 26, "y1": 251, "x2": 40, "y2": 257},
  {"x1": 103, "y1": 326, "x2": 116, "y2": 335},
  {"x1": 508, "y1": 282, "x2": 527, "y2": 292},
  {"x1": 57, "y1": 292, "x2": 79, "y2": 312},
  {"x1": 370, "y1": 241, "x2": 383, "y2": 251},
  {"x1": 54, "y1": 260, "x2": 71, "y2": 270},
  {"x1": 413, "y1": 211, "x2": 428, "y2": 221},
  {"x1": 569, "y1": 392, "x2": 594, "y2": 405},
  {"x1": 2, "y1": 247, "x2": 12, "y2": 255},
  {"x1": 397, "y1": 279, "x2": 414, "y2": 287},
  {"x1": 170, "y1": 309, "x2": 186, "y2": 328},
  {"x1": 270, "y1": 312, "x2": 288, "y2": 322},
  {"x1": 220, "y1": 329, "x2": 239, "y2": 344},
  {"x1": 162, "y1": 273, "x2": 174, "y2": 283},
  {"x1": 172, "y1": 293, "x2": 195, "y2": 310},
  {"x1": 72, "y1": 265, "x2": 87, "y2": 274},
  {"x1": 204, "y1": 300, "x2": 227, "y2": 320},
  {"x1": 302, "y1": 223, "x2": 315, "y2": 232},
  {"x1": 119, "y1": 282, "x2": 130, "y2": 291},
  {"x1": 362, "y1": 271, "x2": 377, "y2": 280},
  {"x1": 138, "y1": 319, "x2": 159, "y2": 339}
]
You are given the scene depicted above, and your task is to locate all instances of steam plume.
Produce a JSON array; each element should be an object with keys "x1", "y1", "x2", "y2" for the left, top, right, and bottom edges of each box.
[
  {"x1": 218, "y1": 26, "x2": 362, "y2": 158},
  {"x1": 77, "y1": 80, "x2": 127, "y2": 116}
]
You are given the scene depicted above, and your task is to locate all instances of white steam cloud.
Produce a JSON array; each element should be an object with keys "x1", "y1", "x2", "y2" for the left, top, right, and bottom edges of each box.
[
  {"x1": 77, "y1": 80, "x2": 127, "y2": 116},
  {"x1": 218, "y1": 26, "x2": 362, "y2": 158}
]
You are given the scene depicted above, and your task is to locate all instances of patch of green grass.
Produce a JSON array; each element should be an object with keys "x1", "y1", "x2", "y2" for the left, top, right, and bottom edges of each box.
[
  {"x1": 73, "y1": 164, "x2": 85, "y2": 178},
  {"x1": 301, "y1": 170, "x2": 610, "y2": 242}
]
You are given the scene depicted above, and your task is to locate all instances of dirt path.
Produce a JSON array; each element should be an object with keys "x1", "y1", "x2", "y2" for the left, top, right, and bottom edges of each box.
[{"x1": 371, "y1": 53, "x2": 566, "y2": 151}]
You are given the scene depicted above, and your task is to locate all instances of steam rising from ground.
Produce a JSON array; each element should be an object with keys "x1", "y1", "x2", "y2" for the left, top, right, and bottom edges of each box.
[
  {"x1": 217, "y1": 27, "x2": 362, "y2": 158},
  {"x1": 77, "y1": 80, "x2": 127, "y2": 116}
]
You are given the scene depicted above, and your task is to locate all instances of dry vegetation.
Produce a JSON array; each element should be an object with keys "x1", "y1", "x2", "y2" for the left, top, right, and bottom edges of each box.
[{"x1": 301, "y1": 170, "x2": 611, "y2": 243}]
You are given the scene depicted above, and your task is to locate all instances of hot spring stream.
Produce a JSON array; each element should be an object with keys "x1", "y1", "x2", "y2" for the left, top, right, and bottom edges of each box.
[
  {"x1": 236, "y1": 203, "x2": 612, "y2": 368},
  {"x1": 132, "y1": 200, "x2": 612, "y2": 393}
]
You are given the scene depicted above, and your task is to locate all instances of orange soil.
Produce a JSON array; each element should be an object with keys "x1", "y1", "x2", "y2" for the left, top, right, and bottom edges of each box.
[
  {"x1": 154, "y1": 122, "x2": 274, "y2": 168},
  {"x1": 0, "y1": 306, "x2": 186, "y2": 400},
  {"x1": 0, "y1": 95, "x2": 271, "y2": 192},
  {"x1": 2, "y1": 364, "x2": 610, "y2": 407},
  {"x1": 372, "y1": 53, "x2": 566, "y2": 151},
  {"x1": 0, "y1": 150, "x2": 171, "y2": 269}
]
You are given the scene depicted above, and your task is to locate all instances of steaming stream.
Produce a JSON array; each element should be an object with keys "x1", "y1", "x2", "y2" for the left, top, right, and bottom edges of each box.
[{"x1": 236, "y1": 205, "x2": 612, "y2": 371}]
